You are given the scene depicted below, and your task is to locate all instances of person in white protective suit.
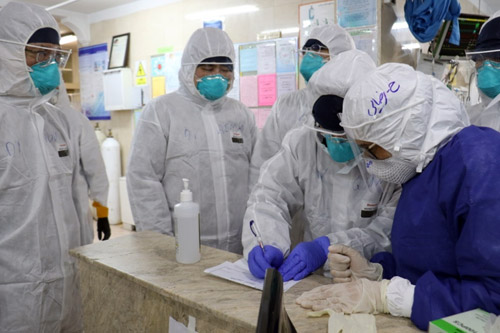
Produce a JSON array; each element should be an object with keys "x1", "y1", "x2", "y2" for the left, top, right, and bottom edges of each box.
[
  {"x1": 0, "y1": 2, "x2": 85, "y2": 331},
  {"x1": 53, "y1": 79, "x2": 111, "y2": 244},
  {"x1": 249, "y1": 24, "x2": 356, "y2": 187},
  {"x1": 466, "y1": 10, "x2": 500, "y2": 130},
  {"x1": 127, "y1": 28, "x2": 257, "y2": 254},
  {"x1": 242, "y1": 49, "x2": 401, "y2": 281}
]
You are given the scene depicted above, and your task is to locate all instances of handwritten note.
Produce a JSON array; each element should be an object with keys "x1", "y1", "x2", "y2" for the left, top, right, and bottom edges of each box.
[
  {"x1": 204, "y1": 259, "x2": 300, "y2": 292},
  {"x1": 367, "y1": 81, "x2": 400, "y2": 116},
  {"x1": 258, "y1": 74, "x2": 277, "y2": 106}
]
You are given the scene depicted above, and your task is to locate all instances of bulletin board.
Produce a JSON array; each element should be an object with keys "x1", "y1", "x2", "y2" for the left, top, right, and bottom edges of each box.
[
  {"x1": 146, "y1": 38, "x2": 298, "y2": 129},
  {"x1": 235, "y1": 37, "x2": 299, "y2": 129},
  {"x1": 150, "y1": 51, "x2": 183, "y2": 98},
  {"x1": 299, "y1": 0, "x2": 381, "y2": 65}
]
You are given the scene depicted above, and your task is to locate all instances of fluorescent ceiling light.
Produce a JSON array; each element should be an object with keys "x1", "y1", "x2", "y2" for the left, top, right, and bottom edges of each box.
[
  {"x1": 61, "y1": 34, "x2": 78, "y2": 45},
  {"x1": 186, "y1": 5, "x2": 258, "y2": 20},
  {"x1": 46, "y1": 0, "x2": 79, "y2": 11},
  {"x1": 402, "y1": 43, "x2": 421, "y2": 50}
]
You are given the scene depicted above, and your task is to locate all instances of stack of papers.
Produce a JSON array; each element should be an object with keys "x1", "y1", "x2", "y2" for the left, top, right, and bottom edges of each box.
[{"x1": 204, "y1": 259, "x2": 300, "y2": 292}]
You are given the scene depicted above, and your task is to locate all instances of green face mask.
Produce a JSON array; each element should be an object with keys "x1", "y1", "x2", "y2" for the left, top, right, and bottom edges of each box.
[
  {"x1": 196, "y1": 74, "x2": 228, "y2": 101},
  {"x1": 299, "y1": 52, "x2": 326, "y2": 83},
  {"x1": 477, "y1": 60, "x2": 500, "y2": 99},
  {"x1": 29, "y1": 62, "x2": 60, "y2": 95}
]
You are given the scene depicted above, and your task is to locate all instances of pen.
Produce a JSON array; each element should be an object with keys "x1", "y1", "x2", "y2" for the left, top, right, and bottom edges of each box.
[{"x1": 249, "y1": 220, "x2": 265, "y2": 253}]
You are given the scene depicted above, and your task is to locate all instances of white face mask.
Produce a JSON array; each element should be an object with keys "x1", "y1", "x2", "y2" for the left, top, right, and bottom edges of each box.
[{"x1": 363, "y1": 157, "x2": 417, "y2": 184}]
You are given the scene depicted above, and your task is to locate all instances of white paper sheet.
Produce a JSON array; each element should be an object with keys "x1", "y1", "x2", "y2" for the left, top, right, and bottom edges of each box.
[{"x1": 204, "y1": 259, "x2": 300, "y2": 292}]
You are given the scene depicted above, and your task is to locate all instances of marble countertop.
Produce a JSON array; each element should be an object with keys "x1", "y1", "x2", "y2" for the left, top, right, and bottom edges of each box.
[{"x1": 70, "y1": 231, "x2": 422, "y2": 332}]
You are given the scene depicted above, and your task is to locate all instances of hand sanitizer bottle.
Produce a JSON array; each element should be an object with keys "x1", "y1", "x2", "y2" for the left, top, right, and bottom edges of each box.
[{"x1": 173, "y1": 178, "x2": 201, "y2": 264}]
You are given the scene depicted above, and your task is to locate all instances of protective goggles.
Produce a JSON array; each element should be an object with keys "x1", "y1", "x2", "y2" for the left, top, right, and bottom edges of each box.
[
  {"x1": 298, "y1": 44, "x2": 330, "y2": 58},
  {"x1": 25, "y1": 45, "x2": 71, "y2": 68},
  {"x1": 0, "y1": 38, "x2": 71, "y2": 68}
]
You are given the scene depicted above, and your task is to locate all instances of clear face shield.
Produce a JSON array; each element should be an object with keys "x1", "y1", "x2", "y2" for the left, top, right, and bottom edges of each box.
[
  {"x1": 466, "y1": 48, "x2": 500, "y2": 100},
  {"x1": 335, "y1": 112, "x2": 387, "y2": 195},
  {"x1": 0, "y1": 38, "x2": 72, "y2": 69}
]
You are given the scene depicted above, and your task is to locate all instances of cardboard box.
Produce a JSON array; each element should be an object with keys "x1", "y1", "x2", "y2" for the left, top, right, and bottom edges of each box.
[{"x1": 428, "y1": 308, "x2": 491, "y2": 333}]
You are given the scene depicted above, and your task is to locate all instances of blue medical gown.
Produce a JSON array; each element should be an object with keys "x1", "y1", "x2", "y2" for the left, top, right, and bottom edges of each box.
[{"x1": 372, "y1": 126, "x2": 500, "y2": 330}]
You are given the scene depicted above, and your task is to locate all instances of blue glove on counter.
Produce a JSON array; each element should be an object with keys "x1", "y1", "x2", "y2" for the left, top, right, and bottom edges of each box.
[
  {"x1": 248, "y1": 245, "x2": 284, "y2": 279},
  {"x1": 278, "y1": 236, "x2": 330, "y2": 281}
]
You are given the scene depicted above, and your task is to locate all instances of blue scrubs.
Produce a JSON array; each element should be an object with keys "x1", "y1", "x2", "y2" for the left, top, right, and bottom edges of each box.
[{"x1": 372, "y1": 126, "x2": 500, "y2": 330}]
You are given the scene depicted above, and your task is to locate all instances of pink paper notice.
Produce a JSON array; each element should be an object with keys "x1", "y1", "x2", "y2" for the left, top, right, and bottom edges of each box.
[{"x1": 258, "y1": 74, "x2": 277, "y2": 106}]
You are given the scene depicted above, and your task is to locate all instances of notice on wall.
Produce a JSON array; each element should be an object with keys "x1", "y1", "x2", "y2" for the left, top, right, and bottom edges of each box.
[
  {"x1": 152, "y1": 76, "x2": 166, "y2": 98},
  {"x1": 239, "y1": 44, "x2": 258, "y2": 75},
  {"x1": 239, "y1": 75, "x2": 258, "y2": 107},
  {"x1": 337, "y1": 0, "x2": 377, "y2": 29},
  {"x1": 299, "y1": 1, "x2": 336, "y2": 47},
  {"x1": 165, "y1": 51, "x2": 183, "y2": 93},
  {"x1": 79, "y1": 43, "x2": 110, "y2": 120},
  {"x1": 257, "y1": 43, "x2": 276, "y2": 74},
  {"x1": 135, "y1": 60, "x2": 148, "y2": 86},
  {"x1": 277, "y1": 73, "x2": 297, "y2": 97},
  {"x1": 276, "y1": 39, "x2": 297, "y2": 73},
  {"x1": 258, "y1": 74, "x2": 277, "y2": 106}
]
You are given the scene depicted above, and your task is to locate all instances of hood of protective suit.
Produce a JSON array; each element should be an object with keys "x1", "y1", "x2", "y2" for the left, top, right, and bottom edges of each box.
[
  {"x1": 306, "y1": 25, "x2": 355, "y2": 57},
  {"x1": 178, "y1": 28, "x2": 235, "y2": 101},
  {"x1": 341, "y1": 63, "x2": 470, "y2": 172},
  {"x1": 308, "y1": 49, "x2": 376, "y2": 99},
  {"x1": 0, "y1": 2, "x2": 60, "y2": 97},
  {"x1": 479, "y1": 10, "x2": 500, "y2": 34}
]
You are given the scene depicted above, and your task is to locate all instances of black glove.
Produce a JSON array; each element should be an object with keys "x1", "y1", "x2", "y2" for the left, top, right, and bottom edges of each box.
[{"x1": 97, "y1": 217, "x2": 111, "y2": 240}]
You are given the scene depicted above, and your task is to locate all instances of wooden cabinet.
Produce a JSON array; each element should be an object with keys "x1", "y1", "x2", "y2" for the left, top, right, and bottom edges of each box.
[{"x1": 61, "y1": 40, "x2": 80, "y2": 90}]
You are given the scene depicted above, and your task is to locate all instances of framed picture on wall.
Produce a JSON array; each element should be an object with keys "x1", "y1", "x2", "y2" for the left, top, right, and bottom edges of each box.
[{"x1": 108, "y1": 33, "x2": 130, "y2": 69}]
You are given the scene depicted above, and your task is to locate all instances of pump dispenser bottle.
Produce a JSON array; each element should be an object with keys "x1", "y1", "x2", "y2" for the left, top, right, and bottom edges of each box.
[{"x1": 173, "y1": 178, "x2": 201, "y2": 264}]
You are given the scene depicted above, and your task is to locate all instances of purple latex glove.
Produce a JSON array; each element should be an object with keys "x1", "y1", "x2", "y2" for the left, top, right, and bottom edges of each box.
[
  {"x1": 248, "y1": 245, "x2": 284, "y2": 279},
  {"x1": 279, "y1": 236, "x2": 330, "y2": 281}
]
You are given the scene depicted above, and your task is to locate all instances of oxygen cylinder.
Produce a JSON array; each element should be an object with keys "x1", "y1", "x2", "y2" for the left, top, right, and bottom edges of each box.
[
  {"x1": 101, "y1": 129, "x2": 121, "y2": 225},
  {"x1": 94, "y1": 122, "x2": 106, "y2": 146}
]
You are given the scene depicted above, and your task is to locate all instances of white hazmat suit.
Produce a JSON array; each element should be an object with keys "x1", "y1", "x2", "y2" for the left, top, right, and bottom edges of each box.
[
  {"x1": 127, "y1": 28, "x2": 257, "y2": 254},
  {"x1": 0, "y1": 2, "x2": 83, "y2": 331},
  {"x1": 242, "y1": 49, "x2": 399, "y2": 266},
  {"x1": 54, "y1": 79, "x2": 109, "y2": 245},
  {"x1": 249, "y1": 25, "x2": 356, "y2": 187}
]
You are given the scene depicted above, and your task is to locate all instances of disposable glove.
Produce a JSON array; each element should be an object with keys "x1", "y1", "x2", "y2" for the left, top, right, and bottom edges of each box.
[
  {"x1": 248, "y1": 245, "x2": 284, "y2": 279},
  {"x1": 328, "y1": 244, "x2": 383, "y2": 283},
  {"x1": 278, "y1": 236, "x2": 330, "y2": 281},
  {"x1": 296, "y1": 278, "x2": 390, "y2": 314},
  {"x1": 97, "y1": 217, "x2": 111, "y2": 240}
]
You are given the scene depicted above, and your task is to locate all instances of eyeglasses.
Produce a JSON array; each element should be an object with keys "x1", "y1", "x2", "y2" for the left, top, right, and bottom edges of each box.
[
  {"x1": 25, "y1": 47, "x2": 71, "y2": 68},
  {"x1": 303, "y1": 44, "x2": 328, "y2": 53},
  {"x1": 299, "y1": 45, "x2": 329, "y2": 58}
]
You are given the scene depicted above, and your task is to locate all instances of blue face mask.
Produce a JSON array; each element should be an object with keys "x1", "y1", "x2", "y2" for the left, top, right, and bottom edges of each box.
[
  {"x1": 325, "y1": 136, "x2": 355, "y2": 163},
  {"x1": 477, "y1": 60, "x2": 500, "y2": 99},
  {"x1": 196, "y1": 74, "x2": 229, "y2": 101},
  {"x1": 300, "y1": 52, "x2": 326, "y2": 83},
  {"x1": 29, "y1": 62, "x2": 60, "y2": 95}
]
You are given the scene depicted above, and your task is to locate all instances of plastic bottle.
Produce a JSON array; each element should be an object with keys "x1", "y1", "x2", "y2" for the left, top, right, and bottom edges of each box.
[
  {"x1": 101, "y1": 129, "x2": 121, "y2": 225},
  {"x1": 173, "y1": 178, "x2": 200, "y2": 264}
]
